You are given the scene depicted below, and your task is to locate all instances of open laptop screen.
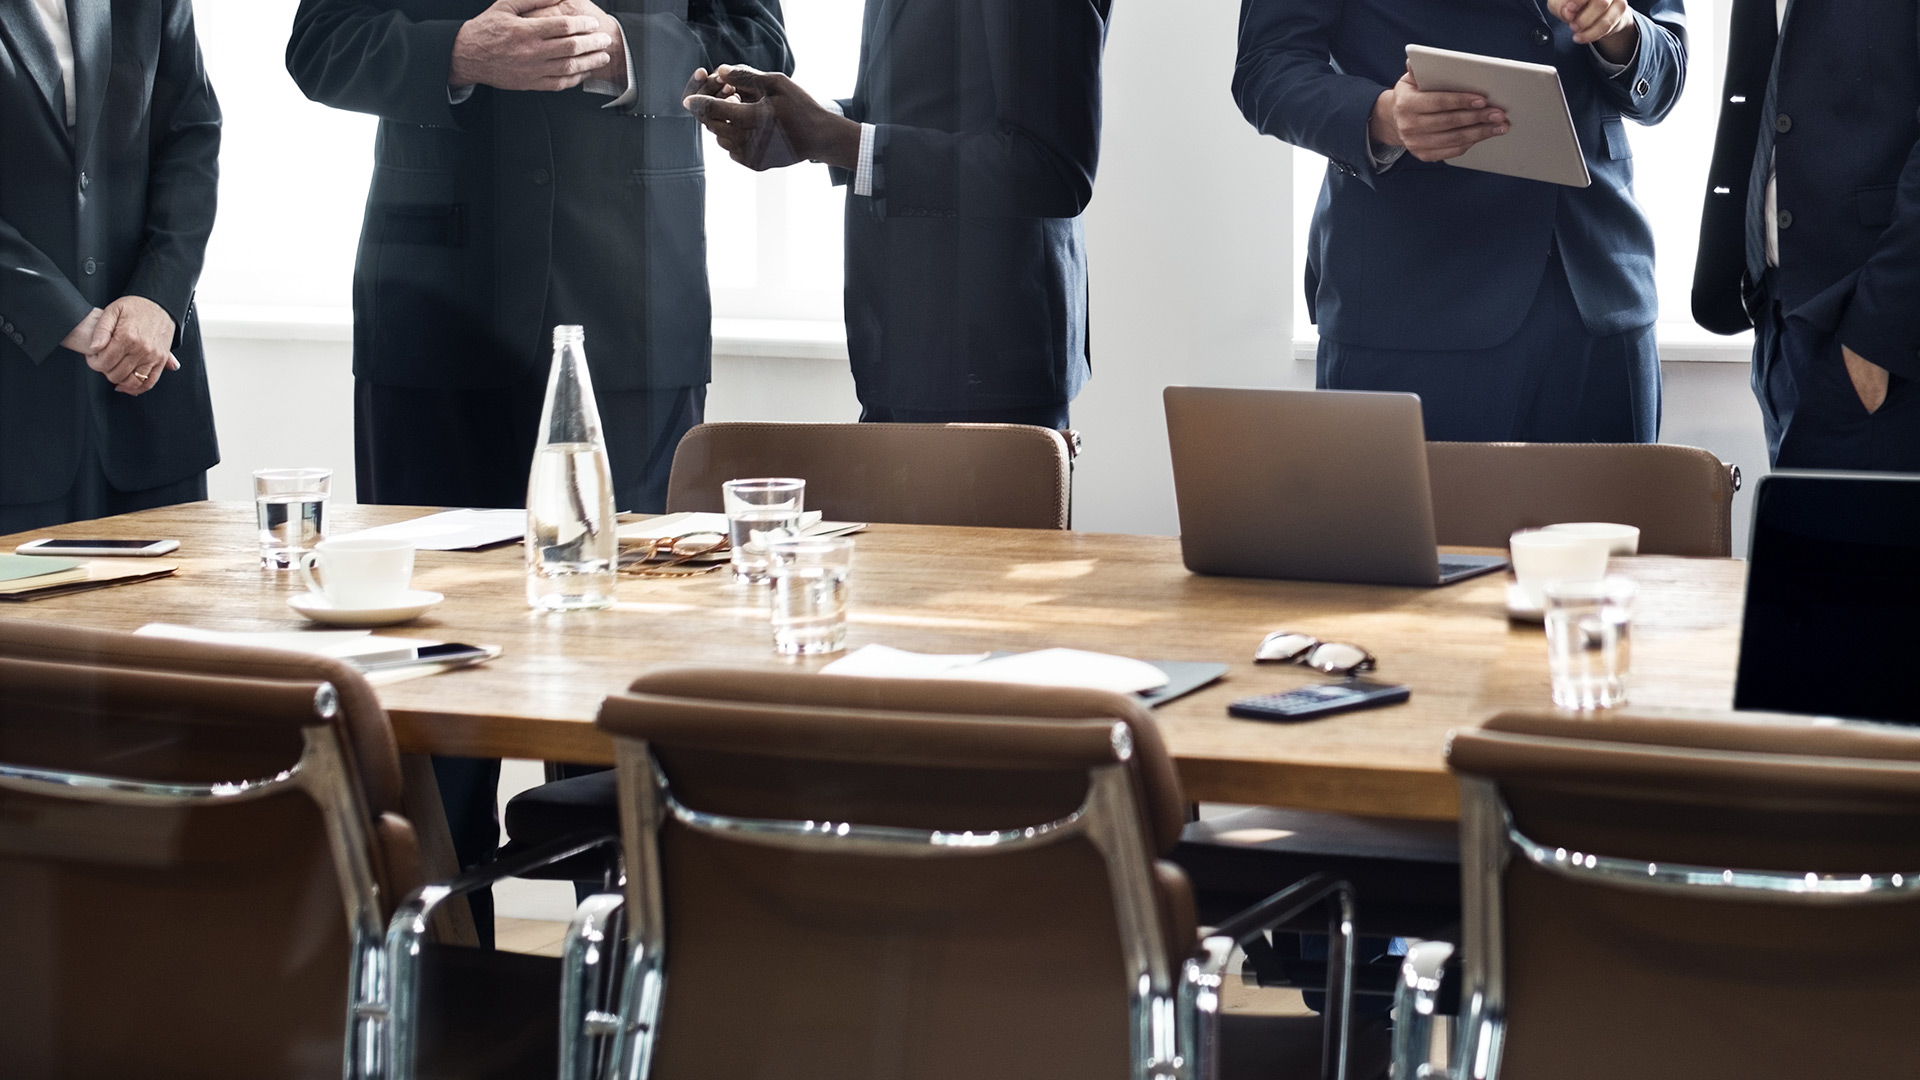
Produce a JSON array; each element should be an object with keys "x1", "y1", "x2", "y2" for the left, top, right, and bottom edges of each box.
[{"x1": 1735, "y1": 473, "x2": 1920, "y2": 724}]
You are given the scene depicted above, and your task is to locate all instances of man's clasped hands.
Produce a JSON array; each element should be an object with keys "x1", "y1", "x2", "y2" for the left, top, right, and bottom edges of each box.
[{"x1": 61, "y1": 297, "x2": 179, "y2": 397}]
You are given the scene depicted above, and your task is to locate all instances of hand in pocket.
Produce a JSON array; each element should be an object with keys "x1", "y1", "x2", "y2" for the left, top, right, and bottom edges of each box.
[{"x1": 1842, "y1": 345, "x2": 1890, "y2": 414}]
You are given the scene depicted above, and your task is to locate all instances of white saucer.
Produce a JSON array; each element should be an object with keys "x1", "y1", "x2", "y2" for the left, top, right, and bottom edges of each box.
[
  {"x1": 289, "y1": 590, "x2": 444, "y2": 627},
  {"x1": 1505, "y1": 582, "x2": 1545, "y2": 624}
]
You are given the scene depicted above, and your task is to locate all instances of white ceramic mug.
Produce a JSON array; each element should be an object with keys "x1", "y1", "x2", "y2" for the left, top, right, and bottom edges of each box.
[
  {"x1": 1542, "y1": 521, "x2": 1641, "y2": 556},
  {"x1": 1509, "y1": 529, "x2": 1611, "y2": 609},
  {"x1": 299, "y1": 536, "x2": 415, "y2": 609}
]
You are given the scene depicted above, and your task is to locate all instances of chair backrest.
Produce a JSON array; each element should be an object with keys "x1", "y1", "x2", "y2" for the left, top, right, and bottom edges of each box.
[
  {"x1": 1445, "y1": 709, "x2": 1920, "y2": 1080},
  {"x1": 1426, "y1": 442, "x2": 1737, "y2": 556},
  {"x1": 665, "y1": 422, "x2": 1074, "y2": 529},
  {"x1": 0, "y1": 620, "x2": 420, "y2": 1080},
  {"x1": 593, "y1": 666, "x2": 1194, "y2": 1080}
]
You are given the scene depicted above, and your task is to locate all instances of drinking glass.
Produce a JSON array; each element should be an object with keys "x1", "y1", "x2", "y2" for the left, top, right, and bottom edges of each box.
[
  {"x1": 723, "y1": 478, "x2": 805, "y2": 584},
  {"x1": 769, "y1": 536, "x2": 853, "y2": 655},
  {"x1": 255, "y1": 468, "x2": 332, "y2": 569},
  {"x1": 1544, "y1": 576, "x2": 1636, "y2": 710}
]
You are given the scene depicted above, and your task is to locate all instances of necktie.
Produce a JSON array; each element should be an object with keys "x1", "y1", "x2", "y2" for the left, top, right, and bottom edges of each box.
[{"x1": 1743, "y1": 0, "x2": 1788, "y2": 283}]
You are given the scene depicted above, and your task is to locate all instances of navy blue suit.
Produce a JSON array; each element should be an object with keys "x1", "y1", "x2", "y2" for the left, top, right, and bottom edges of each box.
[
  {"x1": 1234, "y1": 0, "x2": 1687, "y2": 441},
  {"x1": 833, "y1": 0, "x2": 1110, "y2": 425},
  {"x1": 1694, "y1": 0, "x2": 1920, "y2": 471}
]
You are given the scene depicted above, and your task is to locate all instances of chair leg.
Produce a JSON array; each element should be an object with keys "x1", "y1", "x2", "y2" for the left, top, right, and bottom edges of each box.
[{"x1": 1321, "y1": 891, "x2": 1357, "y2": 1080}]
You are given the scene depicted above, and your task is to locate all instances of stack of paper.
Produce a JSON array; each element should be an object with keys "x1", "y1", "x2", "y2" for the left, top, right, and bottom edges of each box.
[
  {"x1": 617, "y1": 512, "x2": 866, "y2": 543},
  {"x1": 822, "y1": 645, "x2": 1172, "y2": 695},
  {"x1": 135, "y1": 624, "x2": 499, "y2": 686},
  {"x1": 333, "y1": 508, "x2": 526, "y2": 551}
]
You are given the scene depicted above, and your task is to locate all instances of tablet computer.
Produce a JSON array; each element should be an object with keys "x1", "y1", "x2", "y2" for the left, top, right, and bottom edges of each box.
[{"x1": 1405, "y1": 44, "x2": 1590, "y2": 188}]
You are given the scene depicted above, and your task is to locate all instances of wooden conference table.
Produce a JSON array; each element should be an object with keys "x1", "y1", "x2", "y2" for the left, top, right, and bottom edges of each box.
[{"x1": 0, "y1": 503, "x2": 1747, "y2": 821}]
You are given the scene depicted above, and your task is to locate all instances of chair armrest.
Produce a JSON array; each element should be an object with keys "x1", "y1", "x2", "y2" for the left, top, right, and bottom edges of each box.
[
  {"x1": 378, "y1": 833, "x2": 621, "y2": 1080},
  {"x1": 1390, "y1": 940, "x2": 1456, "y2": 1080}
]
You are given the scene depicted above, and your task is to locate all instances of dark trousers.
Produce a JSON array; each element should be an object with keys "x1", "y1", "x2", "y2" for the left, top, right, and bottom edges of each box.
[
  {"x1": 0, "y1": 420, "x2": 207, "y2": 534},
  {"x1": 354, "y1": 374, "x2": 705, "y2": 514},
  {"x1": 357, "y1": 373, "x2": 704, "y2": 945},
  {"x1": 859, "y1": 400, "x2": 1072, "y2": 430},
  {"x1": 1317, "y1": 251, "x2": 1661, "y2": 444},
  {"x1": 1753, "y1": 289, "x2": 1920, "y2": 471}
]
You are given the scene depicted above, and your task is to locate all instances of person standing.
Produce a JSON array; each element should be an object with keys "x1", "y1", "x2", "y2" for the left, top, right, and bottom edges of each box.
[
  {"x1": 681, "y1": 0, "x2": 1113, "y2": 429},
  {"x1": 1234, "y1": 0, "x2": 1686, "y2": 443},
  {"x1": 288, "y1": 0, "x2": 790, "y2": 946},
  {"x1": 1, "y1": 0, "x2": 221, "y2": 534},
  {"x1": 1693, "y1": 0, "x2": 1920, "y2": 471},
  {"x1": 287, "y1": 0, "x2": 791, "y2": 514}
]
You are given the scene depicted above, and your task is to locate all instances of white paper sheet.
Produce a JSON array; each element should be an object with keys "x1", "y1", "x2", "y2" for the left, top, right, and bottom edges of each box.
[
  {"x1": 821, "y1": 645, "x2": 1169, "y2": 695},
  {"x1": 334, "y1": 508, "x2": 525, "y2": 551},
  {"x1": 617, "y1": 511, "x2": 865, "y2": 542},
  {"x1": 134, "y1": 624, "x2": 499, "y2": 685}
]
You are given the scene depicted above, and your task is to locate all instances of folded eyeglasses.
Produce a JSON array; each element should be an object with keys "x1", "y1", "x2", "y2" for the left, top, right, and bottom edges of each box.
[
  {"x1": 618, "y1": 531, "x2": 731, "y2": 577},
  {"x1": 1254, "y1": 631, "x2": 1377, "y2": 676}
]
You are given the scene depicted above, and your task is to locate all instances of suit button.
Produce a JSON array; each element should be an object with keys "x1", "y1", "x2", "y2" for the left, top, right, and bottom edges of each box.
[
  {"x1": 1774, "y1": 113, "x2": 1792, "y2": 133},
  {"x1": 84, "y1": 258, "x2": 96, "y2": 275},
  {"x1": 1635, "y1": 78, "x2": 1650, "y2": 96},
  {"x1": 10, "y1": 333, "x2": 21, "y2": 345},
  {"x1": 531, "y1": 169, "x2": 550, "y2": 185},
  {"x1": 1777, "y1": 210, "x2": 1794, "y2": 230},
  {"x1": 1531, "y1": 27, "x2": 1551, "y2": 45},
  {"x1": 79, "y1": 171, "x2": 89, "y2": 190}
]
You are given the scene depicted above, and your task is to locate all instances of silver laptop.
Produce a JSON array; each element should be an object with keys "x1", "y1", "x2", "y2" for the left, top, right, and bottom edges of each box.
[{"x1": 1164, "y1": 386, "x2": 1508, "y2": 587}]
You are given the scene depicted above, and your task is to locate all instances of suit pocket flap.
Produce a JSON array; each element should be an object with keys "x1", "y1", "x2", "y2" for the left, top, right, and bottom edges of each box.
[
  {"x1": 1857, "y1": 185, "x2": 1898, "y2": 228},
  {"x1": 1602, "y1": 117, "x2": 1631, "y2": 161}
]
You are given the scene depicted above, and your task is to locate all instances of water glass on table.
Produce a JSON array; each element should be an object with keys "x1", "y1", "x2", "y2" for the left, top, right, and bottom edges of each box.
[
  {"x1": 723, "y1": 477, "x2": 806, "y2": 584},
  {"x1": 769, "y1": 536, "x2": 853, "y2": 655},
  {"x1": 254, "y1": 468, "x2": 331, "y2": 569},
  {"x1": 1544, "y1": 576, "x2": 1636, "y2": 710}
]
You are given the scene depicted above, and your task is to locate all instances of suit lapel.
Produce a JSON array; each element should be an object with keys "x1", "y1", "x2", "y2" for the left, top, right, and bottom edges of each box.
[
  {"x1": 0, "y1": 2, "x2": 69, "y2": 137},
  {"x1": 866, "y1": 0, "x2": 910, "y2": 67},
  {"x1": 68, "y1": 0, "x2": 109, "y2": 152}
]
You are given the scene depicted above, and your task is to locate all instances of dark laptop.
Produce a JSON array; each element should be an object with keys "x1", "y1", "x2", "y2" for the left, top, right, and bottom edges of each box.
[
  {"x1": 1736, "y1": 471, "x2": 1920, "y2": 724},
  {"x1": 1163, "y1": 386, "x2": 1508, "y2": 587}
]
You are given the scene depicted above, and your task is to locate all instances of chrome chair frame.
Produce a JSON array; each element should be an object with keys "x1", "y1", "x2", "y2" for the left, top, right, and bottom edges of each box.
[
  {"x1": 562, "y1": 727, "x2": 1358, "y2": 1080},
  {"x1": 0, "y1": 684, "x2": 396, "y2": 1080},
  {"x1": 1390, "y1": 777, "x2": 1920, "y2": 1080}
]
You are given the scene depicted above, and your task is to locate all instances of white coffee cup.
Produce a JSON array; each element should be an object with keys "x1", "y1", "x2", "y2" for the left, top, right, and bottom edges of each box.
[
  {"x1": 1509, "y1": 529, "x2": 1611, "y2": 609},
  {"x1": 299, "y1": 536, "x2": 415, "y2": 609},
  {"x1": 1541, "y1": 521, "x2": 1641, "y2": 557}
]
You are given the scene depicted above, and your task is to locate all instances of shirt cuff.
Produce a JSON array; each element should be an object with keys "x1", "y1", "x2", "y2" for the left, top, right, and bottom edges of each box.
[
  {"x1": 582, "y1": 24, "x2": 638, "y2": 107},
  {"x1": 824, "y1": 100, "x2": 844, "y2": 117},
  {"x1": 1590, "y1": 36, "x2": 1640, "y2": 76},
  {"x1": 1367, "y1": 139, "x2": 1406, "y2": 173},
  {"x1": 853, "y1": 123, "x2": 877, "y2": 198},
  {"x1": 448, "y1": 83, "x2": 475, "y2": 105}
]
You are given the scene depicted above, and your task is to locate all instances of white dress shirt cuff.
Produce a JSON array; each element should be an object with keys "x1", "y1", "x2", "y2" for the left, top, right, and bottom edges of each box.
[
  {"x1": 1367, "y1": 137, "x2": 1406, "y2": 173},
  {"x1": 853, "y1": 123, "x2": 878, "y2": 197},
  {"x1": 582, "y1": 24, "x2": 639, "y2": 107},
  {"x1": 448, "y1": 83, "x2": 475, "y2": 105}
]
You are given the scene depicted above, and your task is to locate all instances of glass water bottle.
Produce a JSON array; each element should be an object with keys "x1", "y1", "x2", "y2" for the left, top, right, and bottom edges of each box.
[{"x1": 525, "y1": 325, "x2": 618, "y2": 611}]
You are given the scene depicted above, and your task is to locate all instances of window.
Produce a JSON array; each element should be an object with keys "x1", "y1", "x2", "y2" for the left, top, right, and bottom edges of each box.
[{"x1": 192, "y1": 0, "x2": 862, "y2": 331}]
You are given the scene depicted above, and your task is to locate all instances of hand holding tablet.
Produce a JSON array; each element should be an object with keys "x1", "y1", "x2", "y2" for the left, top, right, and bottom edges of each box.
[{"x1": 1402, "y1": 44, "x2": 1591, "y2": 188}]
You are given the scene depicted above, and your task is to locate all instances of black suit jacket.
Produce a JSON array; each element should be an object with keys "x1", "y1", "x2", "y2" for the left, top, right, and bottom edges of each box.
[
  {"x1": 287, "y1": 0, "x2": 791, "y2": 393},
  {"x1": 836, "y1": 0, "x2": 1110, "y2": 412},
  {"x1": 1695, "y1": 0, "x2": 1920, "y2": 381},
  {"x1": 0, "y1": 0, "x2": 221, "y2": 506}
]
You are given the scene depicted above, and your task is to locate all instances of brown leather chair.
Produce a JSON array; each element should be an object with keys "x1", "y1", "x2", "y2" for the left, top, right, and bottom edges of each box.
[
  {"x1": 0, "y1": 621, "x2": 584, "y2": 1080},
  {"x1": 1392, "y1": 708, "x2": 1920, "y2": 1080},
  {"x1": 555, "y1": 666, "x2": 1363, "y2": 1080},
  {"x1": 664, "y1": 421, "x2": 1074, "y2": 529},
  {"x1": 1426, "y1": 442, "x2": 1740, "y2": 556}
]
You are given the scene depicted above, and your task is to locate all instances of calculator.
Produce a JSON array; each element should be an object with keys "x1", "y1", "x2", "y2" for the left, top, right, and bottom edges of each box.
[{"x1": 1228, "y1": 678, "x2": 1411, "y2": 722}]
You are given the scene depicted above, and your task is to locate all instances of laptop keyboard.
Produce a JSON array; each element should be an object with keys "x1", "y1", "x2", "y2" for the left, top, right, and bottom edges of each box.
[{"x1": 1438, "y1": 557, "x2": 1486, "y2": 575}]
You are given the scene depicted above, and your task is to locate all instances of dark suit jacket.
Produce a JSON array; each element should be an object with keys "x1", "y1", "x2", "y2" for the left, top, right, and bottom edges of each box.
[
  {"x1": 1234, "y1": 0, "x2": 1686, "y2": 352},
  {"x1": 0, "y1": 0, "x2": 221, "y2": 507},
  {"x1": 287, "y1": 0, "x2": 791, "y2": 393},
  {"x1": 1693, "y1": 0, "x2": 1920, "y2": 381},
  {"x1": 835, "y1": 0, "x2": 1110, "y2": 413}
]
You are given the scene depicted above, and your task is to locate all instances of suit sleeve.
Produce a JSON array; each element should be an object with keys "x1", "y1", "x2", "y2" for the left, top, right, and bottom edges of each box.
[
  {"x1": 1231, "y1": 0, "x2": 1385, "y2": 189},
  {"x1": 865, "y1": 0, "x2": 1106, "y2": 219},
  {"x1": 1593, "y1": 0, "x2": 1688, "y2": 124},
  {"x1": 0, "y1": 219, "x2": 95, "y2": 364},
  {"x1": 286, "y1": 0, "x2": 467, "y2": 129},
  {"x1": 126, "y1": 0, "x2": 221, "y2": 347},
  {"x1": 610, "y1": 0, "x2": 793, "y2": 117},
  {"x1": 1838, "y1": 26, "x2": 1920, "y2": 381}
]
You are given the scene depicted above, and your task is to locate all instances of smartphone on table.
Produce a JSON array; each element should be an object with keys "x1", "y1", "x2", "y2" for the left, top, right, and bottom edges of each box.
[
  {"x1": 15, "y1": 538, "x2": 180, "y2": 557},
  {"x1": 1229, "y1": 678, "x2": 1411, "y2": 722}
]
